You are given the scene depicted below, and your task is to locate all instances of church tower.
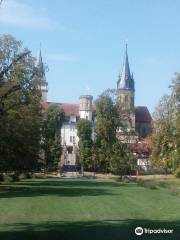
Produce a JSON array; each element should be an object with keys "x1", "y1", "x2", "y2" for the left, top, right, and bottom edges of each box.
[
  {"x1": 117, "y1": 44, "x2": 135, "y2": 110},
  {"x1": 117, "y1": 44, "x2": 135, "y2": 130},
  {"x1": 37, "y1": 49, "x2": 48, "y2": 103}
]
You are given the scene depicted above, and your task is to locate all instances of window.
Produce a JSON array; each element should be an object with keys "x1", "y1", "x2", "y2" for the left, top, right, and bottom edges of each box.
[{"x1": 70, "y1": 136, "x2": 76, "y2": 143}]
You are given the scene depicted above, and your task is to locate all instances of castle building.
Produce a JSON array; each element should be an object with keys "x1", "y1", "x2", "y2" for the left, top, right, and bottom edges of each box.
[{"x1": 39, "y1": 46, "x2": 152, "y2": 165}]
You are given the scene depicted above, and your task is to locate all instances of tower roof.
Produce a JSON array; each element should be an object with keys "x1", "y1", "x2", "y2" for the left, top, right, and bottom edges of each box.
[
  {"x1": 117, "y1": 44, "x2": 134, "y2": 91},
  {"x1": 38, "y1": 49, "x2": 45, "y2": 77},
  {"x1": 37, "y1": 47, "x2": 47, "y2": 86}
]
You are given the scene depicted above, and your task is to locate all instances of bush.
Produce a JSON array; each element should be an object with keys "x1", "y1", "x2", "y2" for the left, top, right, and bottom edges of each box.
[
  {"x1": 137, "y1": 179, "x2": 145, "y2": 187},
  {"x1": 137, "y1": 179, "x2": 157, "y2": 189},
  {"x1": 19, "y1": 172, "x2": 33, "y2": 180},
  {"x1": 2, "y1": 174, "x2": 20, "y2": 183},
  {"x1": 11, "y1": 173, "x2": 20, "y2": 182},
  {"x1": 158, "y1": 181, "x2": 167, "y2": 188},
  {"x1": 3, "y1": 175, "x2": 14, "y2": 183},
  {"x1": 19, "y1": 173, "x2": 26, "y2": 180},
  {"x1": 123, "y1": 178, "x2": 130, "y2": 183},
  {"x1": 170, "y1": 187, "x2": 179, "y2": 196},
  {"x1": 146, "y1": 181, "x2": 158, "y2": 189},
  {"x1": 175, "y1": 167, "x2": 180, "y2": 178}
]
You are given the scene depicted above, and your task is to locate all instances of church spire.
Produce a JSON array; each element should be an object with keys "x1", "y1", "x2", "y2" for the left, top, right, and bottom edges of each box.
[
  {"x1": 37, "y1": 46, "x2": 48, "y2": 102},
  {"x1": 38, "y1": 46, "x2": 45, "y2": 79},
  {"x1": 117, "y1": 44, "x2": 134, "y2": 91}
]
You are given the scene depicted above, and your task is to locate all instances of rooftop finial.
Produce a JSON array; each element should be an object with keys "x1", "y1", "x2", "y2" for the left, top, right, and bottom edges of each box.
[
  {"x1": 125, "y1": 39, "x2": 128, "y2": 54},
  {"x1": 39, "y1": 42, "x2": 42, "y2": 62}
]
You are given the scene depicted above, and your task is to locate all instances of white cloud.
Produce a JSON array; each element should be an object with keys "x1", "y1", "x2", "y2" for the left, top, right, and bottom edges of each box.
[
  {"x1": 0, "y1": 0, "x2": 57, "y2": 29},
  {"x1": 47, "y1": 53, "x2": 79, "y2": 62}
]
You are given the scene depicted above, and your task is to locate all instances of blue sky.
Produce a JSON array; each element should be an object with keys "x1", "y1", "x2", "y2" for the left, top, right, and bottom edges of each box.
[{"x1": 1, "y1": 0, "x2": 180, "y2": 113}]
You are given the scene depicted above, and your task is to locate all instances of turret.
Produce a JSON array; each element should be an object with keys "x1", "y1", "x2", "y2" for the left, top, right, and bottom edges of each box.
[{"x1": 79, "y1": 95, "x2": 93, "y2": 121}]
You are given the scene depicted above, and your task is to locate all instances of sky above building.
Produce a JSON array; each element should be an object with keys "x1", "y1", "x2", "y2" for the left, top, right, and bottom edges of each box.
[{"x1": 1, "y1": 0, "x2": 180, "y2": 113}]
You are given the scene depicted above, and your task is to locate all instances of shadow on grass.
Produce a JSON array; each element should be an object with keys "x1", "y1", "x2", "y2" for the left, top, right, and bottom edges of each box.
[
  {"x1": 0, "y1": 219, "x2": 179, "y2": 240},
  {"x1": 0, "y1": 179, "x2": 138, "y2": 199},
  {"x1": 0, "y1": 185, "x2": 117, "y2": 198},
  {"x1": 14, "y1": 179, "x2": 125, "y2": 188}
]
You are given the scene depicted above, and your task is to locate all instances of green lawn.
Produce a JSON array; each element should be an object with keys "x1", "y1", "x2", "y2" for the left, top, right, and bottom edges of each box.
[{"x1": 0, "y1": 177, "x2": 180, "y2": 240}]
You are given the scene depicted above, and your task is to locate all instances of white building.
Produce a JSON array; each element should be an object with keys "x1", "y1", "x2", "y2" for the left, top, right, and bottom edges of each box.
[{"x1": 46, "y1": 96, "x2": 94, "y2": 165}]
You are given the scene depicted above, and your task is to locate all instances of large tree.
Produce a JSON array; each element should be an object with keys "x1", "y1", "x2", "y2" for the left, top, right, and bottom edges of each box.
[
  {"x1": 0, "y1": 35, "x2": 42, "y2": 173},
  {"x1": 77, "y1": 119, "x2": 93, "y2": 174},
  {"x1": 41, "y1": 105, "x2": 64, "y2": 171},
  {"x1": 150, "y1": 73, "x2": 180, "y2": 171},
  {"x1": 94, "y1": 90, "x2": 119, "y2": 172}
]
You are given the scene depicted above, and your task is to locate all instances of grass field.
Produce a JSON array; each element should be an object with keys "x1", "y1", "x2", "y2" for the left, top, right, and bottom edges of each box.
[{"x1": 0, "y1": 176, "x2": 180, "y2": 240}]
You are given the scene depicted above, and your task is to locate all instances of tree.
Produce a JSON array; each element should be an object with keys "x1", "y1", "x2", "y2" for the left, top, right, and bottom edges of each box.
[
  {"x1": 41, "y1": 105, "x2": 64, "y2": 171},
  {"x1": 170, "y1": 73, "x2": 180, "y2": 169},
  {"x1": 94, "y1": 89, "x2": 137, "y2": 175},
  {"x1": 77, "y1": 119, "x2": 93, "y2": 174},
  {"x1": 111, "y1": 141, "x2": 136, "y2": 176},
  {"x1": 0, "y1": 35, "x2": 42, "y2": 173},
  {"x1": 150, "y1": 73, "x2": 180, "y2": 172},
  {"x1": 94, "y1": 90, "x2": 119, "y2": 172},
  {"x1": 0, "y1": 35, "x2": 34, "y2": 116}
]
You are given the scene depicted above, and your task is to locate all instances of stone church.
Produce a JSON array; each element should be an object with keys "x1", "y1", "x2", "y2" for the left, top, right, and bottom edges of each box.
[{"x1": 39, "y1": 46, "x2": 152, "y2": 166}]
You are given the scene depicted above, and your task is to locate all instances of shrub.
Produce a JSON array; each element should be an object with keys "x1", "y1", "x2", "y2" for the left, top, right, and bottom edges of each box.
[
  {"x1": 175, "y1": 167, "x2": 180, "y2": 178},
  {"x1": 146, "y1": 181, "x2": 157, "y2": 189},
  {"x1": 158, "y1": 181, "x2": 167, "y2": 188},
  {"x1": 170, "y1": 187, "x2": 179, "y2": 196},
  {"x1": 19, "y1": 172, "x2": 33, "y2": 179},
  {"x1": 137, "y1": 179, "x2": 157, "y2": 189},
  {"x1": 137, "y1": 179, "x2": 145, "y2": 187},
  {"x1": 3, "y1": 175, "x2": 14, "y2": 183},
  {"x1": 11, "y1": 173, "x2": 19, "y2": 182},
  {"x1": 19, "y1": 173, "x2": 27, "y2": 180}
]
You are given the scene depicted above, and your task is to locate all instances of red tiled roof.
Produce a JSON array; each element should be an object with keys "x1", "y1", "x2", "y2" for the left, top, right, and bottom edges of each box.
[
  {"x1": 47, "y1": 102, "x2": 152, "y2": 122},
  {"x1": 130, "y1": 140, "x2": 151, "y2": 155},
  {"x1": 135, "y1": 106, "x2": 152, "y2": 123},
  {"x1": 47, "y1": 102, "x2": 79, "y2": 116},
  {"x1": 60, "y1": 103, "x2": 79, "y2": 116}
]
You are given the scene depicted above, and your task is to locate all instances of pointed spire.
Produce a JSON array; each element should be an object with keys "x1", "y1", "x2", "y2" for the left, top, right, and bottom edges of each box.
[
  {"x1": 117, "y1": 44, "x2": 134, "y2": 91},
  {"x1": 37, "y1": 44, "x2": 46, "y2": 81},
  {"x1": 125, "y1": 42, "x2": 128, "y2": 55}
]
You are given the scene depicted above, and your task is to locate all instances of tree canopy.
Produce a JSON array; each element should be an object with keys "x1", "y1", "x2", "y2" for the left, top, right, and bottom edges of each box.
[
  {"x1": 150, "y1": 73, "x2": 180, "y2": 171},
  {"x1": 77, "y1": 119, "x2": 93, "y2": 172},
  {"x1": 0, "y1": 34, "x2": 42, "y2": 173},
  {"x1": 41, "y1": 105, "x2": 64, "y2": 171}
]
